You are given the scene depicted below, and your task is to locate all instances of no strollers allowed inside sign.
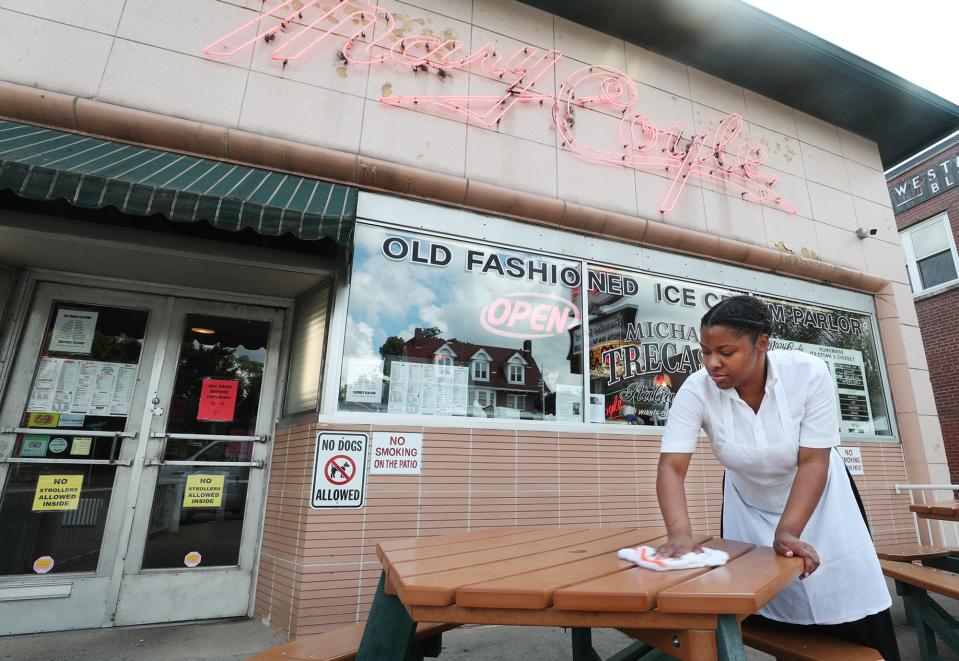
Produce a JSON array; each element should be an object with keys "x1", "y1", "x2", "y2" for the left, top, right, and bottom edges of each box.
[{"x1": 311, "y1": 432, "x2": 368, "y2": 509}]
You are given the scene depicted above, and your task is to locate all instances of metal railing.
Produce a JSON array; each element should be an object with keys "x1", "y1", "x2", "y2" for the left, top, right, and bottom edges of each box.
[{"x1": 894, "y1": 483, "x2": 959, "y2": 546}]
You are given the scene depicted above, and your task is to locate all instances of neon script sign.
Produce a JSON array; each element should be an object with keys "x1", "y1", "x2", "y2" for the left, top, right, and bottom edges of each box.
[
  {"x1": 480, "y1": 293, "x2": 580, "y2": 340},
  {"x1": 205, "y1": 0, "x2": 795, "y2": 214}
]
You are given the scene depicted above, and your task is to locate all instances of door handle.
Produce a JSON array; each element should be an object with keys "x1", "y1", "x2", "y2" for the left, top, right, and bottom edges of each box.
[{"x1": 144, "y1": 458, "x2": 264, "y2": 468}]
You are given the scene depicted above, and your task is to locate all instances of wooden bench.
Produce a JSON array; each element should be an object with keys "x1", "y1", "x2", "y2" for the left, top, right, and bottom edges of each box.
[
  {"x1": 881, "y1": 558, "x2": 959, "y2": 660},
  {"x1": 876, "y1": 543, "x2": 952, "y2": 562},
  {"x1": 249, "y1": 621, "x2": 457, "y2": 661},
  {"x1": 741, "y1": 616, "x2": 882, "y2": 660}
]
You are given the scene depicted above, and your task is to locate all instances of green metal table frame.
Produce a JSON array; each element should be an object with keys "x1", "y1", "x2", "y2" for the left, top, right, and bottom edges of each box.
[
  {"x1": 894, "y1": 571, "x2": 959, "y2": 661},
  {"x1": 357, "y1": 571, "x2": 748, "y2": 661}
]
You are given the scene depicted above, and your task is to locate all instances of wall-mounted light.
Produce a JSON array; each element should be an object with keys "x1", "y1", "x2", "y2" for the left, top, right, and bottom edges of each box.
[
  {"x1": 855, "y1": 227, "x2": 878, "y2": 239},
  {"x1": 191, "y1": 327, "x2": 216, "y2": 335}
]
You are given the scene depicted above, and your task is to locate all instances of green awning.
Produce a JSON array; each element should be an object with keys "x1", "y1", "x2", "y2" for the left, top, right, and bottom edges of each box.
[{"x1": 0, "y1": 120, "x2": 356, "y2": 245}]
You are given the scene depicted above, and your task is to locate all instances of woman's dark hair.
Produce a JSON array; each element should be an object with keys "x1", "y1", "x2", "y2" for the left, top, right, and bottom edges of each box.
[{"x1": 700, "y1": 294, "x2": 773, "y2": 342}]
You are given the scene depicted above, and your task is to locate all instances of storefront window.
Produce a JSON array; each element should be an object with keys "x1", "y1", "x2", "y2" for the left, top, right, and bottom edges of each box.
[
  {"x1": 585, "y1": 267, "x2": 892, "y2": 436},
  {"x1": 339, "y1": 225, "x2": 584, "y2": 421},
  {"x1": 339, "y1": 224, "x2": 891, "y2": 436}
]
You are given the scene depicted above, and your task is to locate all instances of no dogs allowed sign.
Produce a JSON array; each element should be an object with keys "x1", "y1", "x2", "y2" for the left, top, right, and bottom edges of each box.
[{"x1": 310, "y1": 432, "x2": 368, "y2": 509}]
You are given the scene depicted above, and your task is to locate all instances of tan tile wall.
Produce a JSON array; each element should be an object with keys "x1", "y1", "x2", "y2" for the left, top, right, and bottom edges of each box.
[{"x1": 254, "y1": 423, "x2": 917, "y2": 639}]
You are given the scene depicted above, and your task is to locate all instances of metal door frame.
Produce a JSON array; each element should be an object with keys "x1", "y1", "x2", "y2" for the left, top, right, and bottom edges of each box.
[
  {"x1": 0, "y1": 281, "x2": 170, "y2": 633},
  {"x1": 112, "y1": 296, "x2": 286, "y2": 625},
  {"x1": 0, "y1": 270, "x2": 294, "y2": 631}
]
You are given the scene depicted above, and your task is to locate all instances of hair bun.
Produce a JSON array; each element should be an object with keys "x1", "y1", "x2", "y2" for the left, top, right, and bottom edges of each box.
[{"x1": 701, "y1": 295, "x2": 773, "y2": 340}]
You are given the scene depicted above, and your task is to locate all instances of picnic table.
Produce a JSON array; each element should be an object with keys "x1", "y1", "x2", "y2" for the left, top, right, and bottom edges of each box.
[
  {"x1": 356, "y1": 526, "x2": 804, "y2": 661},
  {"x1": 910, "y1": 499, "x2": 959, "y2": 522}
]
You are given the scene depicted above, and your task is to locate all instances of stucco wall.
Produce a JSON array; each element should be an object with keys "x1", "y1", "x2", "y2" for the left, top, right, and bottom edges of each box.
[{"x1": 0, "y1": 0, "x2": 904, "y2": 278}]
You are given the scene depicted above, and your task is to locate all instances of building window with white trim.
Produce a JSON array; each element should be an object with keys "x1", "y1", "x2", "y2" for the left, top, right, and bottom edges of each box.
[
  {"x1": 474, "y1": 388, "x2": 494, "y2": 408},
  {"x1": 506, "y1": 393, "x2": 526, "y2": 410},
  {"x1": 901, "y1": 213, "x2": 959, "y2": 293},
  {"x1": 507, "y1": 360, "x2": 525, "y2": 384},
  {"x1": 471, "y1": 355, "x2": 490, "y2": 381},
  {"x1": 433, "y1": 346, "x2": 454, "y2": 366}
]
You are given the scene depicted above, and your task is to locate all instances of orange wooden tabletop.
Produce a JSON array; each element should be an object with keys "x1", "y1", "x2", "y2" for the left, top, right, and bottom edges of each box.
[
  {"x1": 911, "y1": 500, "x2": 959, "y2": 521},
  {"x1": 378, "y1": 527, "x2": 803, "y2": 627}
]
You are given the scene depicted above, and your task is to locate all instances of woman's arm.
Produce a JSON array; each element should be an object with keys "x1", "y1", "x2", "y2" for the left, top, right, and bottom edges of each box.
[
  {"x1": 775, "y1": 446, "x2": 830, "y2": 577},
  {"x1": 655, "y1": 452, "x2": 703, "y2": 556}
]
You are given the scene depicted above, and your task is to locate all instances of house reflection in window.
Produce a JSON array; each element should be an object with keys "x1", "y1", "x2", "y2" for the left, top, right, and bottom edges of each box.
[{"x1": 405, "y1": 328, "x2": 544, "y2": 418}]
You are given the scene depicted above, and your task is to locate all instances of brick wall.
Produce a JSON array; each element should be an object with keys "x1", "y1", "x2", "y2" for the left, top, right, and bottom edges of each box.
[
  {"x1": 254, "y1": 422, "x2": 914, "y2": 639},
  {"x1": 888, "y1": 148, "x2": 959, "y2": 483}
]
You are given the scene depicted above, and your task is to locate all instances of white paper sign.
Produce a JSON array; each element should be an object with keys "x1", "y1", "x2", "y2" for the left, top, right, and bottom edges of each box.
[
  {"x1": 49, "y1": 310, "x2": 98, "y2": 354},
  {"x1": 839, "y1": 447, "x2": 864, "y2": 475},
  {"x1": 589, "y1": 393, "x2": 606, "y2": 423},
  {"x1": 345, "y1": 357, "x2": 384, "y2": 403},
  {"x1": 310, "y1": 432, "x2": 368, "y2": 509},
  {"x1": 769, "y1": 340, "x2": 875, "y2": 436},
  {"x1": 27, "y1": 358, "x2": 138, "y2": 417},
  {"x1": 556, "y1": 384, "x2": 583, "y2": 422},
  {"x1": 370, "y1": 432, "x2": 423, "y2": 475},
  {"x1": 386, "y1": 360, "x2": 469, "y2": 416}
]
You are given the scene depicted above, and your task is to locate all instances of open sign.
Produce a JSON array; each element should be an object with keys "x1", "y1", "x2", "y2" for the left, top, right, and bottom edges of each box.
[{"x1": 480, "y1": 293, "x2": 580, "y2": 339}]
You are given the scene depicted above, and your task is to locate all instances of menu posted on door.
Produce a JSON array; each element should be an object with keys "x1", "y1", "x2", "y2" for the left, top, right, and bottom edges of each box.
[
  {"x1": 310, "y1": 432, "x2": 368, "y2": 509},
  {"x1": 27, "y1": 357, "x2": 139, "y2": 417}
]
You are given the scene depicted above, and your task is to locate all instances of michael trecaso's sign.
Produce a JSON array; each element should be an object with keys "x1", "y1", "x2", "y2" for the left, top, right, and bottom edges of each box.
[
  {"x1": 370, "y1": 432, "x2": 422, "y2": 475},
  {"x1": 311, "y1": 432, "x2": 368, "y2": 509}
]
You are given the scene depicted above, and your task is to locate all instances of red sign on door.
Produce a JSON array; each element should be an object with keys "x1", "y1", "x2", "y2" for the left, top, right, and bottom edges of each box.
[{"x1": 197, "y1": 379, "x2": 239, "y2": 422}]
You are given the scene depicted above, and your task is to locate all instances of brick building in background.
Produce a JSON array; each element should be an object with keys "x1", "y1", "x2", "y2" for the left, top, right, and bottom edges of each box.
[{"x1": 888, "y1": 134, "x2": 959, "y2": 482}]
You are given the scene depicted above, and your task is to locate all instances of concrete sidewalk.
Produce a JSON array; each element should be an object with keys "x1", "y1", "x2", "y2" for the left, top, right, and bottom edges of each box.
[{"x1": 1, "y1": 578, "x2": 953, "y2": 660}]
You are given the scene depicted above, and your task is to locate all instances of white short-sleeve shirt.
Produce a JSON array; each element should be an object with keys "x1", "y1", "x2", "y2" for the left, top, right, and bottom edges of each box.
[
  {"x1": 660, "y1": 349, "x2": 891, "y2": 624},
  {"x1": 662, "y1": 349, "x2": 840, "y2": 454}
]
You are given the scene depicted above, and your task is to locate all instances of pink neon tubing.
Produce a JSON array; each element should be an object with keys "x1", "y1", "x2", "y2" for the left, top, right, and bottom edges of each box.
[{"x1": 205, "y1": 3, "x2": 796, "y2": 215}]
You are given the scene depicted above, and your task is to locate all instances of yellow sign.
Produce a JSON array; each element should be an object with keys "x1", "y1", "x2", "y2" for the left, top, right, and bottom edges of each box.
[
  {"x1": 28, "y1": 412, "x2": 59, "y2": 428},
  {"x1": 32, "y1": 475, "x2": 83, "y2": 511},
  {"x1": 183, "y1": 474, "x2": 225, "y2": 508}
]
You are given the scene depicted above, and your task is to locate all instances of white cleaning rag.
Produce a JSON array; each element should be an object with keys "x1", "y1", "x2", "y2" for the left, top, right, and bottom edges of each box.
[{"x1": 617, "y1": 545, "x2": 729, "y2": 571}]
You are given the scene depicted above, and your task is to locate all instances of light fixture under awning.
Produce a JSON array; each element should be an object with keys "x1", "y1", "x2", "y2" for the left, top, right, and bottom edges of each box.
[{"x1": 0, "y1": 120, "x2": 357, "y2": 246}]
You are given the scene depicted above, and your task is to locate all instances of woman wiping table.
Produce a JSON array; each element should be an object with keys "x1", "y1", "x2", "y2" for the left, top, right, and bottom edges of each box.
[{"x1": 655, "y1": 295, "x2": 900, "y2": 660}]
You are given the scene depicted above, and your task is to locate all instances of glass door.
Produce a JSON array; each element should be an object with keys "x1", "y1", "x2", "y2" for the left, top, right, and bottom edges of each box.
[
  {"x1": 0, "y1": 283, "x2": 166, "y2": 635},
  {"x1": 113, "y1": 298, "x2": 284, "y2": 625}
]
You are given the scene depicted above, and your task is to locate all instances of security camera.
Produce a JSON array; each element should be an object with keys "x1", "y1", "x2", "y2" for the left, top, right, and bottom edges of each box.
[{"x1": 855, "y1": 227, "x2": 878, "y2": 239}]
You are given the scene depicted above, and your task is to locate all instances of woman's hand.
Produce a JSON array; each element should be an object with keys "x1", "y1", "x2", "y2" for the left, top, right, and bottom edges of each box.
[
  {"x1": 774, "y1": 529, "x2": 820, "y2": 578},
  {"x1": 654, "y1": 534, "x2": 703, "y2": 558}
]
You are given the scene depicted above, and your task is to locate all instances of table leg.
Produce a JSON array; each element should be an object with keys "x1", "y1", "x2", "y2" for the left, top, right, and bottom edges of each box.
[
  {"x1": 571, "y1": 629, "x2": 603, "y2": 661},
  {"x1": 357, "y1": 571, "x2": 418, "y2": 661},
  {"x1": 572, "y1": 628, "x2": 663, "y2": 660},
  {"x1": 714, "y1": 615, "x2": 746, "y2": 661},
  {"x1": 897, "y1": 580, "x2": 959, "y2": 660}
]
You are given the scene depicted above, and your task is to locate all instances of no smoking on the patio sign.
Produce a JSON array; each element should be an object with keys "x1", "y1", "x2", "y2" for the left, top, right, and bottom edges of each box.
[{"x1": 311, "y1": 432, "x2": 368, "y2": 509}]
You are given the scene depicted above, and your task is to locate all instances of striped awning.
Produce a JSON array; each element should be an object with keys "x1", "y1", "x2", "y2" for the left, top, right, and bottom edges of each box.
[{"x1": 0, "y1": 120, "x2": 356, "y2": 245}]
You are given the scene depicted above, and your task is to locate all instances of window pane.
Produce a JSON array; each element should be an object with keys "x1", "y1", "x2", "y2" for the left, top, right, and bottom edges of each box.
[
  {"x1": 340, "y1": 225, "x2": 584, "y2": 421},
  {"x1": 918, "y1": 250, "x2": 959, "y2": 289},
  {"x1": 910, "y1": 219, "x2": 951, "y2": 259},
  {"x1": 0, "y1": 464, "x2": 117, "y2": 575},
  {"x1": 165, "y1": 314, "x2": 270, "y2": 450},
  {"x1": 584, "y1": 268, "x2": 891, "y2": 436},
  {"x1": 19, "y1": 302, "x2": 149, "y2": 459},
  {"x1": 141, "y1": 466, "x2": 249, "y2": 569},
  {"x1": 284, "y1": 282, "x2": 330, "y2": 415}
]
